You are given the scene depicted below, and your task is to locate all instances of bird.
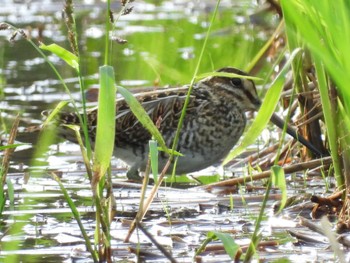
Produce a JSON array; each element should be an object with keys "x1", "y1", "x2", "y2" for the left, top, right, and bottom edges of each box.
[{"x1": 48, "y1": 67, "x2": 322, "y2": 179}]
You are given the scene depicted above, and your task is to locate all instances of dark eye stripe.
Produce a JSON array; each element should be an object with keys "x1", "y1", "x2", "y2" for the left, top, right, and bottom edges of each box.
[
  {"x1": 228, "y1": 78, "x2": 259, "y2": 105},
  {"x1": 243, "y1": 86, "x2": 261, "y2": 106}
]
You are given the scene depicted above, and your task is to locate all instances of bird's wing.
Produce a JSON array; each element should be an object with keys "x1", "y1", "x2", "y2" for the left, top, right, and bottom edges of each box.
[
  {"x1": 114, "y1": 86, "x2": 197, "y2": 146},
  {"x1": 117, "y1": 86, "x2": 193, "y2": 129},
  {"x1": 54, "y1": 86, "x2": 198, "y2": 146}
]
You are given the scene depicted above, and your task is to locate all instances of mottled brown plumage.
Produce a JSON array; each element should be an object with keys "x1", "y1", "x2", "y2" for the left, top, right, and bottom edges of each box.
[{"x1": 56, "y1": 67, "x2": 261, "y2": 179}]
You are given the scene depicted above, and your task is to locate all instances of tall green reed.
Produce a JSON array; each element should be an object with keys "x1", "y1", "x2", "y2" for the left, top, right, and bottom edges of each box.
[
  {"x1": 281, "y1": 0, "x2": 350, "y2": 192},
  {"x1": 278, "y1": 1, "x2": 350, "y2": 256},
  {"x1": 0, "y1": 20, "x2": 86, "y2": 263},
  {"x1": 1, "y1": 1, "x2": 128, "y2": 261}
]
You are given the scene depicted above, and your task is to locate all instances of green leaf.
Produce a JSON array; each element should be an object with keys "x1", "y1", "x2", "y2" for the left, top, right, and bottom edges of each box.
[
  {"x1": 271, "y1": 165, "x2": 287, "y2": 213},
  {"x1": 64, "y1": 124, "x2": 92, "y2": 179},
  {"x1": 42, "y1": 101, "x2": 70, "y2": 128},
  {"x1": 0, "y1": 182, "x2": 5, "y2": 214},
  {"x1": 117, "y1": 85, "x2": 174, "y2": 156},
  {"x1": 6, "y1": 178, "x2": 14, "y2": 211},
  {"x1": 0, "y1": 143, "x2": 27, "y2": 151},
  {"x1": 51, "y1": 173, "x2": 97, "y2": 261},
  {"x1": 314, "y1": 59, "x2": 344, "y2": 188},
  {"x1": 93, "y1": 66, "x2": 116, "y2": 182},
  {"x1": 195, "y1": 71, "x2": 263, "y2": 82},
  {"x1": 149, "y1": 140, "x2": 158, "y2": 183},
  {"x1": 40, "y1": 43, "x2": 79, "y2": 71},
  {"x1": 281, "y1": 0, "x2": 350, "y2": 113},
  {"x1": 222, "y1": 48, "x2": 302, "y2": 165},
  {"x1": 270, "y1": 259, "x2": 292, "y2": 263},
  {"x1": 207, "y1": 231, "x2": 240, "y2": 260}
]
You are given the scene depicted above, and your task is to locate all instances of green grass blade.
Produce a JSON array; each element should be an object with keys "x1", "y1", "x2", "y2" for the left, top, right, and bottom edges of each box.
[
  {"x1": 314, "y1": 59, "x2": 343, "y2": 188},
  {"x1": 117, "y1": 85, "x2": 174, "y2": 155},
  {"x1": 51, "y1": 173, "x2": 98, "y2": 262},
  {"x1": 0, "y1": 143, "x2": 26, "y2": 151},
  {"x1": 40, "y1": 43, "x2": 79, "y2": 71},
  {"x1": 64, "y1": 124, "x2": 92, "y2": 180},
  {"x1": 195, "y1": 231, "x2": 240, "y2": 260},
  {"x1": 6, "y1": 178, "x2": 15, "y2": 211},
  {"x1": 338, "y1": 102, "x2": 350, "y2": 156},
  {"x1": 246, "y1": 20, "x2": 284, "y2": 72},
  {"x1": 271, "y1": 165, "x2": 287, "y2": 213},
  {"x1": 223, "y1": 48, "x2": 302, "y2": 165},
  {"x1": 143, "y1": 56, "x2": 188, "y2": 83},
  {"x1": 170, "y1": 0, "x2": 221, "y2": 159},
  {"x1": 149, "y1": 140, "x2": 159, "y2": 183},
  {"x1": 42, "y1": 101, "x2": 70, "y2": 127},
  {"x1": 92, "y1": 66, "x2": 116, "y2": 184},
  {"x1": 0, "y1": 186, "x2": 5, "y2": 214},
  {"x1": 195, "y1": 71, "x2": 262, "y2": 82},
  {"x1": 209, "y1": 231, "x2": 241, "y2": 260},
  {"x1": 282, "y1": 0, "x2": 350, "y2": 111}
]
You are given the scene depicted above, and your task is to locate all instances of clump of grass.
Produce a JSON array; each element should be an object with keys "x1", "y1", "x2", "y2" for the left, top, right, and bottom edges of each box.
[
  {"x1": 0, "y1": 116, "x2": 26, "y2": 262},
  {"x1": 281, "y1": 0, "x2": 350, "y2": 221},
  {"x1": 1, "y1": 1, "x2": 121, "y2": 262}
]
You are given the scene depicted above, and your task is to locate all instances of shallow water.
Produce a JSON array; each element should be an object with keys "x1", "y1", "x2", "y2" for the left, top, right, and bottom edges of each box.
[{"x1": 0, "y1": 0, "x2": 347, "y2": 262}]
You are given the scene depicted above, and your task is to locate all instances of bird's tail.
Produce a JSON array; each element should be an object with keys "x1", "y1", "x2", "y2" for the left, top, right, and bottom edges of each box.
[{"x1": 16, "y1": 110, "x2": 83, "y2": 145}]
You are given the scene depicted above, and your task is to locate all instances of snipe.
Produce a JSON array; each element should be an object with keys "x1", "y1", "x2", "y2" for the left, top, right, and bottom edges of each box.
[
  {"x1": 54, "y1": 67, "x2": 259, "y2": 179},
  {"x1": 52, "y1": 67, "x2": 321, "y2": 179}
]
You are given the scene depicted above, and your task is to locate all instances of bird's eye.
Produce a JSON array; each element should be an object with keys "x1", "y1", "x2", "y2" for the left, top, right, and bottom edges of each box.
[{"x1": 230, "y1": 78, "x2": 242, "y2": 87}]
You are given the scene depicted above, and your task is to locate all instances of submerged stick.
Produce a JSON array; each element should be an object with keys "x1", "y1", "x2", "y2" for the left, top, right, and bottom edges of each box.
[
  {"x1": 124, "y1": 159, "x2": 172, "y2": 242},
  {"x1": 136, "y1": 222, "x2": 178, "y2": 263},
  {"x1": 203, "y1": 156, "x2": 332, "y2": 191}
]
